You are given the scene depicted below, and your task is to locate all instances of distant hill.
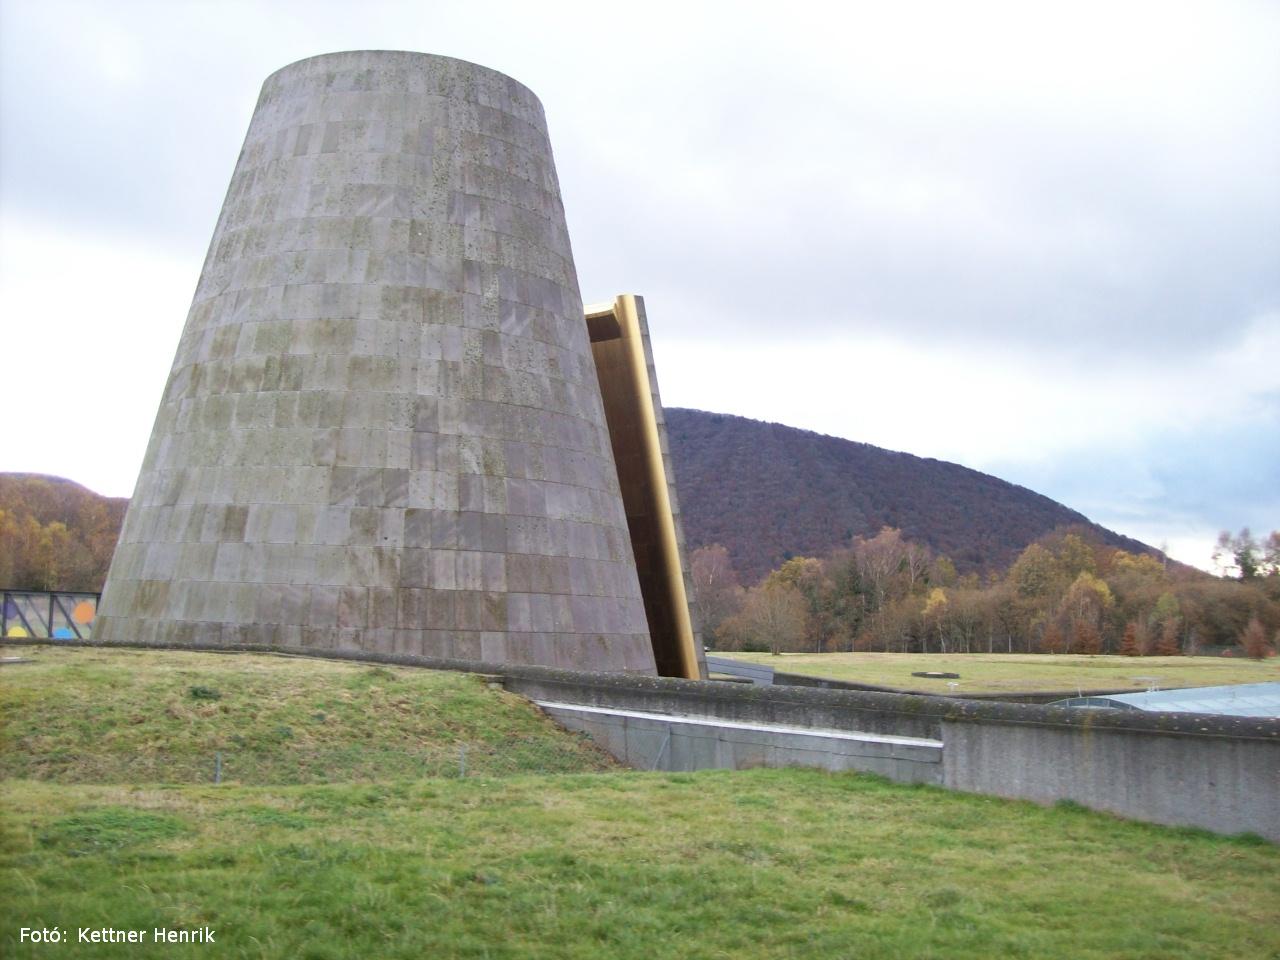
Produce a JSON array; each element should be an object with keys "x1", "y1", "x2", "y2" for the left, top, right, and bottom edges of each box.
[{"x1": 665, "y1": 408, "x2": 1157, "y2": 582}]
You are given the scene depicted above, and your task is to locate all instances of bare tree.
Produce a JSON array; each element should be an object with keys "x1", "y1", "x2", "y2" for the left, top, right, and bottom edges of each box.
[
  {"x1": 1240, "y1": 617, "x2": 1272, "y2": 660},
  {"x1": 689, "y1": 544, "x2": 743, "y2": 645},
  {"x1": 853, "y1": 527, "x2": 907, "y2": 645},
  {"x1": 739, "y1": 581, "x2": 808, "y2": 655}
]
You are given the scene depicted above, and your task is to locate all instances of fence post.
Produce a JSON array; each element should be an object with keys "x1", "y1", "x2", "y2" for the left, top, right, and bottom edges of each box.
[{"x1": 214, "y1": 751, "x2": 223, "y2": 784}]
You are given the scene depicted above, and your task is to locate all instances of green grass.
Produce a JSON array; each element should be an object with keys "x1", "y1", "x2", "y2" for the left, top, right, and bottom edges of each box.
[
  {"x1": 2, "y1": 772, "x2": 1277, "y2": 959},
  {"x1": 2, "y1": 646, "x2": 1277, "y2": 959},
  {"x1": 0, "y1": 646, "x2": 615, "y2": 783},
  {"x1": 713, "y1": 651, "x2": 1280, "y2": 694}
]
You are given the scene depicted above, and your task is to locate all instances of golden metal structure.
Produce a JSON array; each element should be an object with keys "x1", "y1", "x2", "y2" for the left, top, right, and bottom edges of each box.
[{"x1": 585, "y1": 295, "x2": 704, "y2": 680}]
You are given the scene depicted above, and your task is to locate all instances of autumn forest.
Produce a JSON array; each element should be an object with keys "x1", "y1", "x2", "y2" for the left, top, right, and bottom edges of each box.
[
  {"x1": 2, "y1": 468, "x2": 1276, "y2": 660},
  {"x1": 693, "y1": 526, "x2": 1280, "y2": 659}
]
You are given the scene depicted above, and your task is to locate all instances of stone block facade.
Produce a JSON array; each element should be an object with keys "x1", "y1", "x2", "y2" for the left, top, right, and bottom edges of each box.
[{"x1": 95, "y1": 51, "x2": 657, "y2": 672}]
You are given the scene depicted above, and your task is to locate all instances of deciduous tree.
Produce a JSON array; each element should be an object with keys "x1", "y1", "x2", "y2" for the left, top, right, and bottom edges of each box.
[
  {"x1": 1213, "y1": 528, "x2": 1263, "y2": 580},
  {"x1": 1009, "y1": 543, "x2": 1064, "y2": 600},
  {"x1": 1154, "y1": 618, "x2": 1181, "y2": 656},
  {"x1": 922, "y1": 587, "x2": 949, "y2": 653},
  {"x1": 1041, "y1": 622, "x2": 1066, "y2": 654},
  {"x1": 1240, "y1": 617, "x2": 1272, "y2": 660},
  {"x1": 689, "y1": 544, "x2": 742, "y2": 646},
  {"x1": 1073, "y1": 620, "x2": 1102, "y2": 655},
  {"x1": 721, "y1": 581, "x2": 808, "y2": 655},
  {"x1": 1119, "y1": 622, "x2": 1140, "y2": 656}
]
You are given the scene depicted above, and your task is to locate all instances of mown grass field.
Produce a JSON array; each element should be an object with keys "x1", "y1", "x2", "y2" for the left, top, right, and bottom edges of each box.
[
  {"x1": 2, "y1": 646, "x2": 1277, "y2": 959},
  {"x1": 0, "y1": 645, "x2": 614, "y2": 783},
  {"x1": 713, "y1": 651, "x2": 1280, "y2": 694},
  {"x1": 4, "y1": 773, "x2": 1278, "y2": 960}
]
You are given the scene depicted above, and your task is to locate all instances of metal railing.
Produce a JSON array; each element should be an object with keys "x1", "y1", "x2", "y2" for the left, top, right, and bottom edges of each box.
[{"x1": 1, "y1": 590, "x2": 100, "y2": 640}]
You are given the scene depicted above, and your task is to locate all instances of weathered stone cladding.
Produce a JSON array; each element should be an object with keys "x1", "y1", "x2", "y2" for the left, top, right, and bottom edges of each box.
[{"x1": 95, "y1": 51, "x2": 656, "y2": 672}]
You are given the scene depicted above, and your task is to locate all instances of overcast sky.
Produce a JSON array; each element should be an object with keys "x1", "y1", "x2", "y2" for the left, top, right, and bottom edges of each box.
[{"x1": 1, "y1": 0, "x2": 1276, "y2": 570}]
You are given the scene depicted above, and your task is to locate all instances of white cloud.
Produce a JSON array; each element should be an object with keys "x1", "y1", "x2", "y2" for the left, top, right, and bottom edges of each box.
[
  {"x1": 647, "y1": 306, "x2": 1279, "y2": 566},
  {"x1": 0, "y1": 0, "x2": 1276, "y2": 559},
  {"x1": 651, "y1": 309, "x2": 1279, "y2": 467},
  {"x1": 0, "y1": 216, "x2": 193, "y2": 496}
]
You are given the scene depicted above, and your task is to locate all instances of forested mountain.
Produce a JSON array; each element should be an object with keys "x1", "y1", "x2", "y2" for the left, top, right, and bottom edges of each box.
[{"x1": 665, "y1": 408, "x2": 1157, "y2": 582}]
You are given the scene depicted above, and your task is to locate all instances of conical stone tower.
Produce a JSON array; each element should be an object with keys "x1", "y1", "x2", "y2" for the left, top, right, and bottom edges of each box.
[{"x1": 95, "y1": 51, "x2": 658, "y2": 673}]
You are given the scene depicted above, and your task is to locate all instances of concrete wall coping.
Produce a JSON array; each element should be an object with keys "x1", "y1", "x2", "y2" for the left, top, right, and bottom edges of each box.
[
  {"x1": 772, "y1": 669, "x2": 1161, "y2": 702},
  {"x1": 534, "y1": 699, "x2": 944, "y2": 748},
  {"x1": 505, "y1": 660, "x2": 1280, "y2": 742}
]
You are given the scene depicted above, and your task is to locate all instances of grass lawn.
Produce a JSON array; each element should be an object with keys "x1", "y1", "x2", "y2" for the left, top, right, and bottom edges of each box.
[
  {"x1": 2, "y1": 646, "x2": 1277, "y2": 959},
  {"x1": 712, "y1": 651, "x2": 1280, "y2": 694},
  {"x1": 0, "y1": 645, "x2": 614, "y2": 783},
  {"x1": 4, "y1": 771, "x2": 1278, "y2": 960}
]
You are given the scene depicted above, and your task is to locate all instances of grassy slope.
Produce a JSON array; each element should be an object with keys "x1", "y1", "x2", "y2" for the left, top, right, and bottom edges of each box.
[
  {"x1": 2, "y1": 647, "x2": 1278, "y2": 959},
  {"x1": 3, "y1": 773, "x2": 1278, "y2": 960},
  {"x1": 714, "y1": 651, "x2": 1280, "y2": 693},
  {"x1": 0, "y1": 646, "x2": 614, "y2": 783}
]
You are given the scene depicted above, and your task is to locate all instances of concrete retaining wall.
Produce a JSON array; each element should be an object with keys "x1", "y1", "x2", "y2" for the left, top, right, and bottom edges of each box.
[
  {"x1": 499, "y1": 664, "x2": 1280, "y2": 841},
  {"x1": 537, "y1": 700, "x2": 942, "y2": 782},
  {"x1": 941, "y1": 717, "x2": 1277, "y2": 838},
  {"x1": 502, "y1": 663, "x2": 948, "y2": 740},
  {"x1": 11, "y1": 639, "x2": 1278, "y2": 840},
  {"x1": 709, "y1": 656, "x2": 1140, "y2": 703},
  {"x1": 705, "y1": 655, "x2": 775, "y2": 684},
  {"x1": 774, "y1": 666, "x2": 1143, "y2": 704}
]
